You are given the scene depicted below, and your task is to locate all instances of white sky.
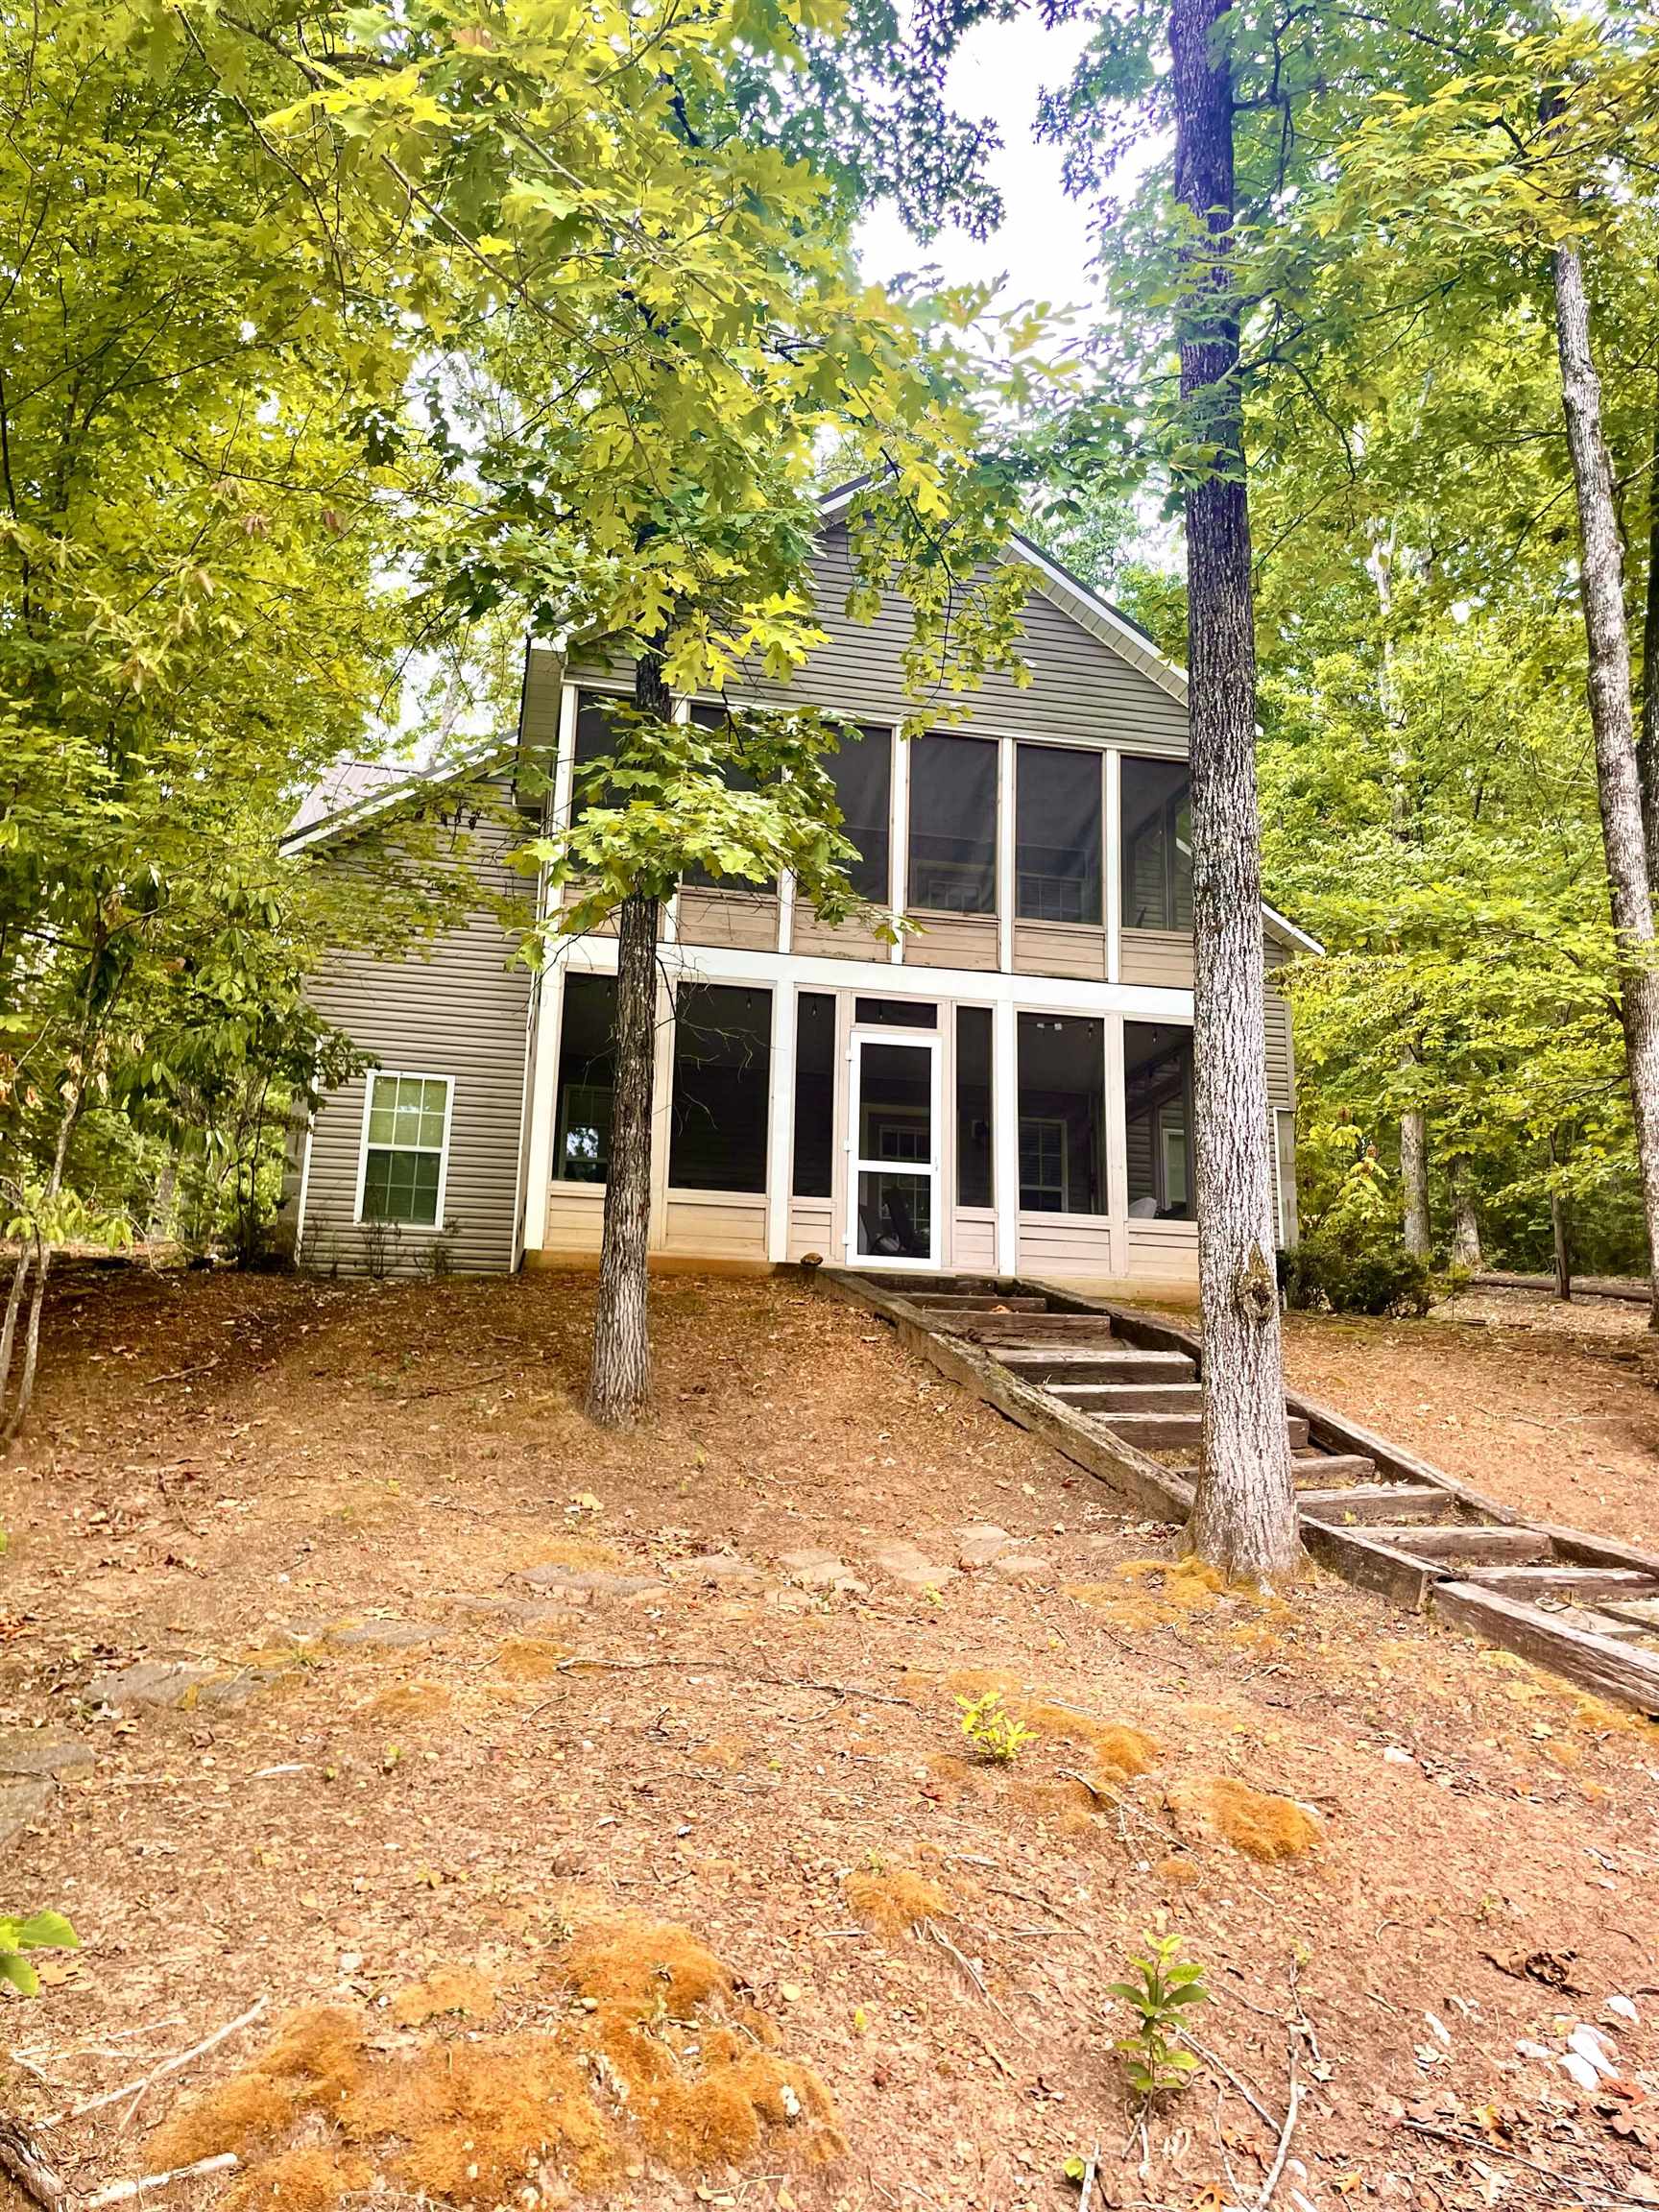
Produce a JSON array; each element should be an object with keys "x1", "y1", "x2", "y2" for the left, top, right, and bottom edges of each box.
[{"x1": 853, "y1": 15, "x2": 1105, "y2": 318}]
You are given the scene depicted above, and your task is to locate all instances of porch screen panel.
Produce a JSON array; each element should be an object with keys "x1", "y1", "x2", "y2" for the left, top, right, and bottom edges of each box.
[
  {"x1": 827, "y1": 726, "x2": 892, "y2": 903},
  {"x1": 1016, "y1": 745, "x2": 1102, "y2": 923},
  {"x1": 1119, "y1": 757, "x2": 1193, "y2": 930},
  {"x1": 955, "y1": 1006, "x2": 993, "y2": 1208},
  {"x1": 570, "y1": 692, "x2": 628, "y2": 824},
  {"x1": 792, "y1": 992, "x2": 835, "y2": 1199},
  {"x1": 682, "y1": 702, "x2": 768, "y2": 891},
  {"x1": 1124, "y1": 1022, "x2": 1194, "y2": 1219},
  {"x1": 1016, "y1": 1013, "x2": 1105, "y2": 1214},
  {"x1": 907, "y1": 733, "x2": 998, "y2": 913},
  {"x1": 554, "y1": 974, "x2": 617, "y2": 1182},
  {"x1": 669, "y1": 982, "x2": 772, "y2": 1191}
]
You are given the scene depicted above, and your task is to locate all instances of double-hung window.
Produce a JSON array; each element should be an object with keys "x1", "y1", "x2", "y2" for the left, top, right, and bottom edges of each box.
[{"x1": 358, "y1": 1073, "x2": 452, "y2": 1227}]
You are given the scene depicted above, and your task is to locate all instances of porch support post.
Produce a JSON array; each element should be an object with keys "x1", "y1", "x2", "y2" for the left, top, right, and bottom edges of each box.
[
  {"x1": 1105, "y1": 751, "x2": 1122, "y2": 984},
  {"x1": 994, "y1": 998, "x2": 1021, "y2": 1277},
  {"x1": 766, "y1": 984, "x2": 797, "y2": 1262},
  {"x1": 647, "y1": 962, "x2": 675, "y2": 1250},
  {"x1": 1105, "y1": 1011, "x2": 1129, "y2": 1278},
  {"x1": 998, "y1": 735, "x2": 1015, "y2": 973},
  {"x1": 520, "y1": 681, "x2": 578, "y2": 1251},
  {"x1": 889, "y1": 724, "x2": 908, "y2": 965}
]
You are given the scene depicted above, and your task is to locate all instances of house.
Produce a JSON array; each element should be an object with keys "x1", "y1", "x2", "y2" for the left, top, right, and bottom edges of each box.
[{"x1": 282, "y1": 493, "x2": 1314, "y2": 1291}]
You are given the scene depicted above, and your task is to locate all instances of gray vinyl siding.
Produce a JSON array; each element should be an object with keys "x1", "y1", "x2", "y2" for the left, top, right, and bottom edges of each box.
[
  {"x1": 298, "y1": 805, "x2": 534, "y2": 1277},
  {"x1": 569, "y1": 524, "x2": 1190, "y2": 753},
  {"x1": 1264, "y1": 985, "x2": 1295, "y2": 1111}
]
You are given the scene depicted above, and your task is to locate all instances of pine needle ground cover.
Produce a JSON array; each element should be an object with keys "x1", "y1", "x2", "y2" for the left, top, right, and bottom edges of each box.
[{"x1": 0, "y1": 1266, "x2": 1654, "y2": 2208}]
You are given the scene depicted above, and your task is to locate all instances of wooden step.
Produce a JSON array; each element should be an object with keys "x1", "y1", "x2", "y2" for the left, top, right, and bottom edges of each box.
[
  {"x1": 1600, "y1": 1594, "x2": 1659, "y2": 1631},
  {"x1": 911, "y1": 1293, "x2": 1050, "y2": 1311},
  {"x1": 1168, "y1": 1452, "x2": 1379, "y2": 1490},
  {"x1": 1299, "y1": 1483, "x2": 1462, "y2": 1525},
  {"x1": 1049, "y1": 1382, "x2": 1203, "y2": 1416},
  {"x1": 1454, "y1": 1565, "x2": 1659, "y2": 1602},
  {"x1": 1092, "y1": 1410, "x2": 1310, "y2": 1452},
  {"x1": 1431, "y1": 1581, "x2": 1659, "y2": 1712},
  {"x1": 1365, "y1": 1524, "x2": 1548, "y2": 1565},
  {"x1": 949, "y1": 1313, "x2": 1121, "y2": 1343},
  {"x1": 1290, "y1": 1454, "x2": 1378, "y2": 1488},
  {"x1": 999, "y1": 1347, "x2": 1195, "y2": 1386}
]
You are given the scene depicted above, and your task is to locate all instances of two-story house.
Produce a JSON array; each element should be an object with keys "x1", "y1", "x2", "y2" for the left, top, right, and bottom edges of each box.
[{"x1": 284, "y1": 490, "x2": 1313, "y2": 1292}]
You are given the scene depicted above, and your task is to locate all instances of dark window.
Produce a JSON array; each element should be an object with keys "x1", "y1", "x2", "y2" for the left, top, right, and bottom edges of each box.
[
  {"x1": 554, "y1": 974, "x2": 616, "y2": 1182},
  {"x1": 826, "y1": 726, "x2": 892, "y2": 902},
  {"x1": 1017, "y1": 745, "x2": 1102, "y2": 924},
  {"x1": 792, "y1": 993, "x2": 835, "y2": 1199},
  {"x1": 1125, "y1": 1022, "x2": 1193, "y2": 1219},
  {"x1": 682, "y1": 701, "x2": 767, "y2": 891},
  {"x1": 1121, "y1": 757, "x2": 1192, "y2": 931},
  {"x1": 854, "y1": 998, "x2": 937, "y2": 1028},
  {"x1": 956, "y1": 1007, "x2": 993, "y2": 1208},
  {"x1": 570, "y1": 691, "x2": 629, "y2": 823},
  {"x1": 907, "y1": 733, "x2": 998, "y2": 914},
  {"x1": 1017, "y1": 1014, "x2": 1104, "y2": 1214},
  {"x1": 669, "y1": 982, "x2": 772, "y2": 1191}
]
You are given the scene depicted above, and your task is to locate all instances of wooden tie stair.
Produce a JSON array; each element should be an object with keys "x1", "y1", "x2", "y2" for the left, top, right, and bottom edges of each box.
[{"x1": 825, "y1": 1268, "x2": 1659, "y2": 1716}]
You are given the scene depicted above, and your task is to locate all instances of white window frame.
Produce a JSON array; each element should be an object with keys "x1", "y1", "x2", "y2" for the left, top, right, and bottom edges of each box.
[
  {"x1": 1160, "y1": 1118, "x2": 1190, "y2": 1213},
  {"x1": 1018, "y1": 1113, "x2": 1069, "y2": 1211},
  {"x1": 844, "y1": 1022, "x2": 943, "y2": 1270},
  {"x1": 353, "y1": 1070, "x2": 455, "y2": 1232}
]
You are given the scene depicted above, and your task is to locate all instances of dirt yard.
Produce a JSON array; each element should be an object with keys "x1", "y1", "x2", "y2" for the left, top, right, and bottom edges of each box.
[
  {"x1": 1, "y1": 1266, "x2": 1656, "y2": 2212},
  {"x1": 1283, "y1": 1285, "x2": 1659, "y2": 1542}
]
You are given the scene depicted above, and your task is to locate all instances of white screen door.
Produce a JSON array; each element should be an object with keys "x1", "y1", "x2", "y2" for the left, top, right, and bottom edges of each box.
[{"x1": 846, "y1": 1027, "x2": 942, "y2": 1268}]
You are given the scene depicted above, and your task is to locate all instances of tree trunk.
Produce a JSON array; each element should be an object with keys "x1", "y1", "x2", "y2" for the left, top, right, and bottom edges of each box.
[
  {"x1": 148, "y1": 1153, "x2": 179, "y2": 1259},
  {"x1": 1551, "y1": 1184, "x2": 1573, "y2": 1304},
  {"x1": 0, "y1": 1239, "x2": 34, "y2": 1410},
  {"x1": 1552, "y1": 239, "x2": 1659, "y2": 1334},
  {"x1": 3, "y1": 1236, "x2": 52, "y2": 1449},
  {"x1": 1170, "y1": 0, "x2": 1298, "y2": 1584},
  {"x1": 1449, "y1": 1155, "x2": 1481, "y2": 1270},
  {"x1": 1, "y1": 1075, "x2": 84, "y2": 1444},
  {"x1": 586, "y1": 651, "x2": 670, "y2": 1427},
  {"x1": 1369, "y1": 527, "x2": 1433, "y2": 1267},
  {"x1": 1548, "y1": 1128, "x2": 1574, "y2": 1303},
  {"x1": 1400, "y1": 1095, "x2": 1431, "y2": 1259},
  {"x1": 1638, "y1": 334, "x2": 1659, "y2": 894}
]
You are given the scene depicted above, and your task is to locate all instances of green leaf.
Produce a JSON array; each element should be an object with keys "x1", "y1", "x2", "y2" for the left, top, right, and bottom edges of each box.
[
  {"x1": 0, "y1": 1953, "x2": 41, "y2": 1997},
  {"x1": 15, "y1": 1911, "x2": 78, "y2": 1951}
]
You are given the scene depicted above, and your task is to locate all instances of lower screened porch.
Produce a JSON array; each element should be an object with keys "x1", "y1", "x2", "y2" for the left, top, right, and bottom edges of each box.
[{"x1": 521, "y1": 948, "x2": 1296, "y2": 1293}]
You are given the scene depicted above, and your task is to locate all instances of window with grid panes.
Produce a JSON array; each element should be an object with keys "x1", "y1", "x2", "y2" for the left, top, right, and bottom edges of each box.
[{"x1": 360, "y1": 1074, "x2": 449, "y2": 1225}]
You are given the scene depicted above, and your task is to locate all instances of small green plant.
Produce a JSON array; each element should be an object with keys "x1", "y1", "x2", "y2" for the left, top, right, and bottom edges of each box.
[
  {"x1": 955, "y1": 1689, "x2": 1036, "y2": 1765},
  {"x1": 1108, "y1": 1929, "x2": 1208, "y2": 2098},
  {"x1": 0, "y1": 1911, "x2": 78, "y2": 1996}
]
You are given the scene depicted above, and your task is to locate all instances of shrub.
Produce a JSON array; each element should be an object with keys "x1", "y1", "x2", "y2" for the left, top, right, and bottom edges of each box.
[{"x1": 1279, "y1": 1233, "x2": 1434, "y2": 1318}]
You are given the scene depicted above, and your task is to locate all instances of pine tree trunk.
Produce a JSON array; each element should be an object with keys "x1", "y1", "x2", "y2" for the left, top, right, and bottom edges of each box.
[
  {"x1": 1400, "y1": 1095, "x2": 1431, "y2": 1259},
  {"x1": 1170, "y1": 0, "x2": 1298, "y2": 1584},
  {"x1": 1449, "y1": 1156, "x2": 1481, "y2": 1270},
  {"x1": 586, "y1": 651, "x2": 670, "y2": 1427},
  {"x1": 1552, "y1": 239, "x2": 1659, "y2": 1334}
]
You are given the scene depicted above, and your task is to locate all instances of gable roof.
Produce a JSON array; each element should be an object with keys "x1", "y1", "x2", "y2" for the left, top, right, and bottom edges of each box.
[
  {"x1": 815, "y1": 479, "x2": 1190, "y2": 711},
  {"x1": 281, "y1": 738, "x2": 513, "y2": 854}
]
